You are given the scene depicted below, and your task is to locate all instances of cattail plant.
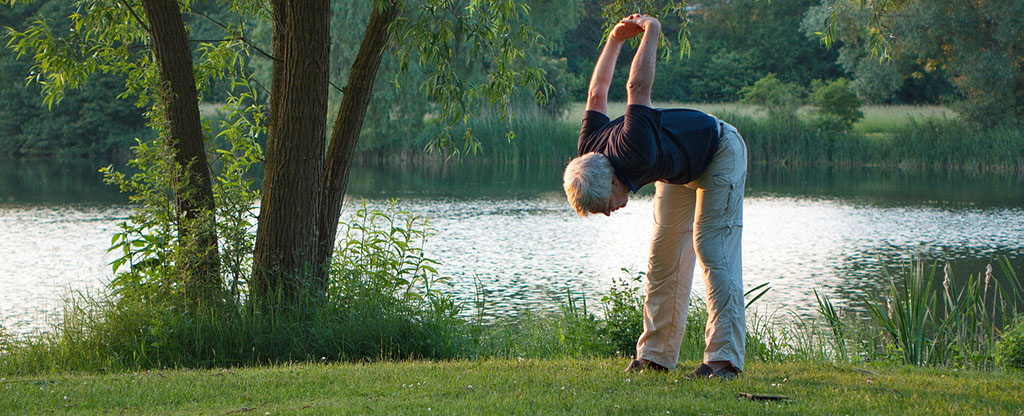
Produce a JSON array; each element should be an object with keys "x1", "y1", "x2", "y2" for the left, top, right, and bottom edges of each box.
[{"x1": 865, "y1": 257, "x2": 1024, "y2": 367}]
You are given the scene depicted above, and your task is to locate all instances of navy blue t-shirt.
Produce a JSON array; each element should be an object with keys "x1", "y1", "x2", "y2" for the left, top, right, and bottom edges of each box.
[{"x1": 578, "y1": 105, "x2": 719, "y2": 192}]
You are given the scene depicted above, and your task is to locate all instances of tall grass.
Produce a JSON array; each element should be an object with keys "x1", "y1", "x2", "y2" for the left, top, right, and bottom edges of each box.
[
  {"x1": 356, "y1": 108, "x2": 579, "y2": 164},
  {"x1": 723, "y1": 113, "x2": 890, "y2": 167},
  {"x1": 356, "y1": 103, "x2": 1023, "y2": 172},
  {"x1": 889, "y1": 119, "x2": 1024, "y2": 171}
]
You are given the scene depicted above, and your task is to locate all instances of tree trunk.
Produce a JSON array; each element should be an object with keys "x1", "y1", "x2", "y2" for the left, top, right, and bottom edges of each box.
[
  {"x1": 315, "y1": 1, "x2": 399, "y2": 285},
  {"x1": 251, "y1": 0, "x2": 331, "y2": 304},
  {"x1": 139, "y1": 0, "x2": 220, "y2": 303}
]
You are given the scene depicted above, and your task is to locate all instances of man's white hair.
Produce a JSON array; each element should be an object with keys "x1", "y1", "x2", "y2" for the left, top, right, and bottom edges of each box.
[{"x1": 563, "y1": 152, "x2": 613, "y2": 216}]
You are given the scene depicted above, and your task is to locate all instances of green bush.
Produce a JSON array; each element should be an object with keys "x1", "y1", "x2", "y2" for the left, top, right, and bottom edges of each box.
[
  {"x1": 740, "y1": 74, "x2": 803, "y2": 122},
  {"x1": 995, "y1": 317, "x2": 1024, "y2": 370},
  {"x1": 809, "y1": 78, "x2": 864, "y2": 130}
]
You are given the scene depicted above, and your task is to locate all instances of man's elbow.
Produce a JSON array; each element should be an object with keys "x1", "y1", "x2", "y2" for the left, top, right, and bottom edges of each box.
[
  {"x1": 586, "y1": 90, "x2": 607, "y2": 108},
  {"x1": 626, "y1": 80, "x2": 651, "y2": 98}
]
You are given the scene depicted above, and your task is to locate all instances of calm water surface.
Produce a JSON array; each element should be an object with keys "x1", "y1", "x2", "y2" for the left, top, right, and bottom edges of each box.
[{"x1": 2, "y1": 159, "x2": 1023, "y2": 335}]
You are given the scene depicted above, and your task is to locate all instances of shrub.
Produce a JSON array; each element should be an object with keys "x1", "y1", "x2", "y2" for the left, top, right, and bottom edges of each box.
[
  {"x1": 995, "y1": 317, "x2": 1024, "y2": 370},
  {"x1": 740, "y1": 74, "x2": 803, "y2": 122},
  {"x1": 809, "y1": 78, "x2": 864, "y2": 130}
]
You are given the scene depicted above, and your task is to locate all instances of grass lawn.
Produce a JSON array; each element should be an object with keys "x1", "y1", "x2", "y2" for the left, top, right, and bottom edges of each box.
[{"x1": 2, "y1": 359, "x2": 1021, "y2": 415}]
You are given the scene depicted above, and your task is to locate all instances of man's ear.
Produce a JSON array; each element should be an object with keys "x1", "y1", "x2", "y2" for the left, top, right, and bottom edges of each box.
[{"x1": 610, "y1": 175, "x2": 620, "y2": 187}]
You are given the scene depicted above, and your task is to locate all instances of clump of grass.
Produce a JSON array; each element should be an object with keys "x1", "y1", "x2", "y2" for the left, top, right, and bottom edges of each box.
[
  {"x1": 812, "y1": 257, "x2": 1023, "y2": 368},
  {"x1": 863, "y1": 260, "x2": 939, "y2": 366}
]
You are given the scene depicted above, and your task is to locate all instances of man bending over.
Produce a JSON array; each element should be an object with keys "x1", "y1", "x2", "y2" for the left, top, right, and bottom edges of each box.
[{"x1": 563, "y1": 14, "x2": 748, "y2": 379}]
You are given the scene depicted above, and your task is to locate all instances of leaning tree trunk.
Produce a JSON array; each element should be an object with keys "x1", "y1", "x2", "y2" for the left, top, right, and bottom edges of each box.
[
  {"x1": 139, "y1": 0, "x2": 220, "y2": 304},
  {"x1": 315, "y1": 1, "x2": 400, "y2": 288},
  {"x1": 251, "y1": 0, "x2": 331, "y2": 304}
]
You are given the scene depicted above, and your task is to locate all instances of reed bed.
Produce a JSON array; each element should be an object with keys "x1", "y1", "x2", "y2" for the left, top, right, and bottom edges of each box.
[{"x1": 356, "y1": 104, "x2": 1022, "y2": 172}]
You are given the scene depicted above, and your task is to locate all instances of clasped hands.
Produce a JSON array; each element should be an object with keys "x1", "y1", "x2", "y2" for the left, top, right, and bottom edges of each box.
[{"x1": 610, "y1": 13, "x2": 660, "y2": 42}]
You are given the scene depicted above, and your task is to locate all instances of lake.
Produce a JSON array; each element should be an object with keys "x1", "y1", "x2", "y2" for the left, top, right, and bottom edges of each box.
[{"x1": 2, "y1": 158, "x2": 1023, "y2": 336}]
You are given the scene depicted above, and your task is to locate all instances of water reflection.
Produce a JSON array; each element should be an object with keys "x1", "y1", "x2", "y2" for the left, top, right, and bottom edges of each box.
[
  {"x1": 0, "y1": 158, "x2": 126, "y2": 205},
  {"x1": 1, "y1": 158, "x2": 1022, "y2": 336}
]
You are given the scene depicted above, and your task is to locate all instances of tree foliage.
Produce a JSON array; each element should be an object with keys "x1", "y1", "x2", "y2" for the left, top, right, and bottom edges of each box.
[
  {"x1": 806, "y1": 0, "x2": 1024, "y2": 125},
  {"x1": 0, "y1": 1, "x2": 147, "y2": 157}
]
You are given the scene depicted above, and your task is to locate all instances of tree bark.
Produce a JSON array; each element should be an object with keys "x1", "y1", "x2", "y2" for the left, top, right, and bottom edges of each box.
[
  {"x1": 251, "y1": 0, "x2": 331, "y2": 304},
  {"x1": 139, "y1": 0, "x2": 220, "y2": 303},
  {"x1": 315, "y1": 1, "x2": 399, "y2": 285}
]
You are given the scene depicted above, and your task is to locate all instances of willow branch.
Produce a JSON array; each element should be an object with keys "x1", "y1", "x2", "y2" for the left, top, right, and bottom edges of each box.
[
  {"x1": 118, "y1": 0, "x2": 151, "y2": 34},
  {"x1": 187, "y1": 8, "x2": 281, "y2": 63}
]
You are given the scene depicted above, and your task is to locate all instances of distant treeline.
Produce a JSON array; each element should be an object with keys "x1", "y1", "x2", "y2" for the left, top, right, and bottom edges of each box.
[{"x1": 0, "y1": 0, "x2": 1008, "y2": 159}]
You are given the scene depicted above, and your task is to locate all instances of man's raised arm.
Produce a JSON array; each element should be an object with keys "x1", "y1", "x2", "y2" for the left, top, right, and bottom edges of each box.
[
  {"x1": 585, "y1": 16, "x2": 644, "y2": 115},
  {"x1": 624, "y1": 15, "x2": 660, "y2": 108}
]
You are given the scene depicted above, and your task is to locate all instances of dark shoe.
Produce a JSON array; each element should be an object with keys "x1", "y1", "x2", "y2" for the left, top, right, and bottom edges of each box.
[
  {"x1": 711, "y1": 366, "x2": 740, "y2": 380},
  {"x1": 683, "y1": 363, "x2": 714, "y2": 380},
  {"x1": 624, "y1": 359, "x2": 670, "y2": 373}
]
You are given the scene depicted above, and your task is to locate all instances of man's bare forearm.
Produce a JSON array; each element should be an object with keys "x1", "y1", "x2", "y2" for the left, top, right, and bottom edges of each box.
[
  {"x1": 586, "y1": 37, "x2": 624, "y2": 115},
  {"x1": 626, "y1": 20, "x2": 660, "y2": 107}
]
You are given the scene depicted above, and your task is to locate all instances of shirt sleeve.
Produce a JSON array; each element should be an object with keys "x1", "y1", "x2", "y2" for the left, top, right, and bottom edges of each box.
[
  {"x1": 610, "y1": 105, "x2": 660, "y2": 170},
  {"x1": 578, "y1": 110, "x2": 610, "y2": 155}
]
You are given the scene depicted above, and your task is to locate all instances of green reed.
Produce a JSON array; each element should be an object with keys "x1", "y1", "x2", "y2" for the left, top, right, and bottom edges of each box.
[{"x1": 811, "y1": 257, "x2": 1023, "y2": 368}]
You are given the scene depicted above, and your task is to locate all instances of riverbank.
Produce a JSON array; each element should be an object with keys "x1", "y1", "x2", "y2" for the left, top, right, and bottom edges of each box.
[{"x1": 2, "y1": 359, "x2": 1021, "y2": 415}]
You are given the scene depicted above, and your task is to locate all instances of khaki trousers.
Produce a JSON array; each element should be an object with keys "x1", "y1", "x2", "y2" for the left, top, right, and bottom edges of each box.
[{"x1": 636, "y1": 122, "x2": 747, "y2": 371}]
